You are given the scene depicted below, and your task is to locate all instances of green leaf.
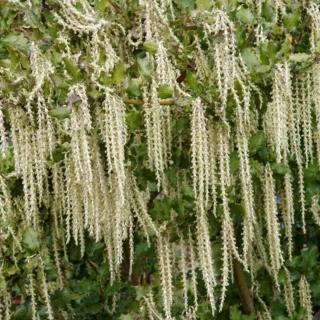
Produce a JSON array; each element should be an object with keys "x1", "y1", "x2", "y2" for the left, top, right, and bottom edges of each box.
[
  {"x1": 61, "y1": 142, "x2": 71, "y2": 152},
  {"x1": 277, "y1": 269, "x2": 286, "y2": 285},
  {"x1": 120, "y1": 315, "x2": 134, "y2": 320},
  {"x1": 13, "y1": 304, "x2": 32, "y2": 320},
  {"x1": 249, "y1": 131, "x2": 265, "y2": 154},
  {"x1": 126, "y1": 111, "x2": 141, "y2": 132},
  {"x1": 261, "y1": 3, "x2": 274, "y2": 22},
  {"x1": 112, "y1": 61, "x2": 126, "y2": 85},
  {"x1": 135, "y1": 242, "x2": 149, "y2": 256},
  {"x1": 283, "y1": 11, "x2": 301, "y2": 32},
  {"x1": 126, "y1": 83, "x2": 142, "y2": 97},
  {"x1": 105, "y1": 282, "x2": 123, "y2": 296},
  {"x1": 46, "y1": 265, "x2": 58, "y2": 281},
  {"x1": 49, "y1": 107, "x2": 71, "y2": 120},
  {"x1": 230, "y1": 305, "x2": 242, "y2": 320},
  {"x1": 67, "y1": 238, "x2": 81, "y2": 261},
  {"x1": 43, "y1": 8, "x2": 55, "y2": 23},
  {"x1": 236, "y1": 7, "x2": 256, "y2": 25},
  {"x1": 196, "y1": 0, "x2": 213, "y2": 11},
  {"x1": 230, "y1": 204, "x2": 246, "y2": 216},
  {"x1": 186, "y1": 72, "x2": 199, "y2": 91},
  {"x1": 63, "y1": 58, "x2": 81, "y2": 79},
  {"x1": 143, "y1": 41, "x2": 158, "y2": 54},
  {"x1": 299, "y1": 245, "x2": 318, "y2": 272},
  {"x1": 242, "y1": 49, "x2": 260, "y2": 72},
  {"x1": 137, "y1": 58, "x2": 152, "y2": 76},
  {"x1": 0, "y1": 9, "x2": 17, "y2": 30},
  {"x1": 150, "y1": 197, "x2": 172, "y2": 221},
  {"x1": 296, "y1": 307, "x2": 307, "y2": 320},
  {"x1": 52, "y1": 148, "x2": 64, "y2": 163},
  {"x1": 86, "y1": 241, "x2": 104, "y2": 254},
  {"x1": 157, "y1": 84, "x2": 174, "y2": 99},
  {"x1": 176, "y1": 0, "x2": 195, "y2": 12},
  {"x1": 22, "y1": 227, "x2": 40, "y2": 253},
  {"x1": 2, "y1": 32, "x2": 18, "y2": 43},
  {"x1": 51, "y1": 74, "x2": 69, "y2": 90},
  {"x1": 181, "y1": 185, "x2": 195, "y2": 200},
  {"x1": 51, "y1": 288, "x2": 82, "y2": 308},
  {"x1": 271, "y1": 24, "x2": 283, "y2": 36},
  {"x1": 230, "y1": 152, "x2": 240, "y2": 173},
  {"x1": 270, "y1": 163, "x2": 290, "y2": 175},
  {"x1": 289, "y1": 53, "x2": 311, "y2": 62},
  {"x1": 274, "y1": 316, "x2": 290, "y2": 320},
  {"x1": 250, "y1": 160, "x2": 264, "y2": 176},
  {"x1": 270, "y1": 299, "x2": 287, "y2": 317},
  {"x1": 3, "y1": 265, "x2": 20, "y2": 276},
  {"x1": 85, "y1": 304, "x2": 101, "y2": 314},
  {"x1": 267, "y1": 41, "x2": 279, "y2": 62},
  {"x1": 255, "y1": 65, "x2": 271, "y2": 74},
  {"x1": 96, "y1": 0, "x2": 109, "y2": 11},
  {"x1": 310, "y1": 278, "x2": 320, "y2": 302},
  {"x1": 286, "y1": 255, "x2": 302, "y2": 268},
  {"x1": 70, "y1": 278, "x2": 98, "y2": 294},
  {"x1": 88, "y1": 90, "x2": 104, "y2": 99},
  {"x1": 242, "y1": 315, "x2": 254, "y2": 320}
]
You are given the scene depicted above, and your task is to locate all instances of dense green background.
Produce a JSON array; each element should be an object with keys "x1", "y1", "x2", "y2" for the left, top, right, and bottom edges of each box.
[{"x1": 1, "y1": 0, "x2": 320, "y2": 319}]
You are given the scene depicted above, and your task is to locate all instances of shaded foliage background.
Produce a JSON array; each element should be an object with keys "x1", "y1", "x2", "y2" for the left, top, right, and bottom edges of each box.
[{"x1": 1, "y1": 0, "x2": 320, "y2": 319}]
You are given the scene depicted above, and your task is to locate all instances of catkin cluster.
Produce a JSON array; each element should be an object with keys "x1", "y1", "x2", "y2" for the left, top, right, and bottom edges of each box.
[{"x1": 1, "y1": 1, "x2": 320, "y2": 319}]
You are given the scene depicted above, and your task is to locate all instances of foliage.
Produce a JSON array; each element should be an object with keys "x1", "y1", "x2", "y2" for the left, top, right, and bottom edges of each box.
[{"x1": 0, "y1": 0, "x2": 320, "y2": 320}]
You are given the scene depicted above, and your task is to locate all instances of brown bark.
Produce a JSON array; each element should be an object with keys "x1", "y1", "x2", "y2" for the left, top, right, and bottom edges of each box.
[{"x1": 233, "y1": 259, "x2": 255, "y2": 315}]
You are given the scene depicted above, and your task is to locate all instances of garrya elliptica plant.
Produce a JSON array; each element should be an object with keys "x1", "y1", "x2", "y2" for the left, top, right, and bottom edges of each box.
[{"x1": 2, "y1": 0, "x2": 320, "y2": 319}]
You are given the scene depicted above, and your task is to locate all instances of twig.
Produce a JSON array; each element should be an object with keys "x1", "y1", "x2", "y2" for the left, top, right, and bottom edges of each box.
[
  {"x1": 109, "y1": 0, "x2": 121, "y2": 13},
  {"x1": 298, "y1": 54, "x2": 320, "y2": 72},
  {"x1": 168, "y1": 50, "x2": 195, "y2": 68},
  {"x1": 123, "y1": 99, "x2": 174, "y2": 105}
]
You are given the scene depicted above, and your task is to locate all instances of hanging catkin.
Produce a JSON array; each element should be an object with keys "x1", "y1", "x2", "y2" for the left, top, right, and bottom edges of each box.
[
  {"x1": 190, "y1": 98, "x2": 216, "y2": 313},
  {"x1": 308, "y1": 4, "x2": 320, "y2": 164},
  {"x1": 202, "y1": 10, "x2": 257, "y2": 264},
  {"x1": 282, "y1": 173, "x2": 295, "y2": 260},
  {"x1": 283, "y1": 267, "x2": 295, "y2": 317},
  {"x1": 144, "y1": 82, "x2": 172, "y2": 190},
  {"x1": 0, "y1": 103, "x2": 8, "y2": 159},
  {"x1": 307, "y1": 3, "x2": 320, "y2": 56},
  {"x1": 293, "y1": 78, "x2": 307, "y2": 233},
  {"x1": 263, "y1": 63, "x2": 291, "y2": 163},
  {"x1": 299, "y1": 275, "x2": 313, "y2": 320},
  {"x1": 265, "y1": 63, "x2": 306, "y2": 233},
  {"x1": 208, "y1": 121, "x2": 243, "y2": 310},
  {"x1": 188, "y1": 229, "x2": 199, "y2": 312},
  {"x1": 191, "y1": 98, "x2": 209, "y2": 206},
  {"x1": 263, "y1": 163, "x2": 284, "y2": 282},
  {"x1": 312, "y1": 63, "x2": 320, "y2": 164},
  {"x1": 157, "y1": 234, "x2": 173, "y2": 320},
  {"x1": 295, "y1": 73, "x2": 313, "y2": 165},
  {"x1": 0, "y1": 271, "x2": 11, "y2": 320},
  {"x1": 142, "y1": 292, "x2": 164, "y2": 320},
  {"x1": 98, "y1": 91, "x2": 127, "y2": 206},
  {"x1": 38, "y1": 258, "x2": 55, "y2": 320},
  {"x1": 28, "y1": 271, "x2": 40, "y2": 320},
  {"x1": 235, "y1": 102, "x2": 256, "y2": 267},
  {"x1": 311, "y1": 195, "x2": 320, "y2": 226}
]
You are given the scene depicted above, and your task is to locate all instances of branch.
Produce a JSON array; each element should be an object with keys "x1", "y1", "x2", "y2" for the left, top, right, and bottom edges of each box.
[
  {"x1": 168, "y1": 50, "x2": 195, "y2": 68},
  {"x1": 109, "y1": 0, "x2": 121, "y2": 13},
  {"x1": 298, "y1": 54, "x2": 320, "y2": 72},
  {"x1": 233, "y1": 259, "x2": 255, "y2": 315},
  {"x1": 123, "y1": 99, "x2": 174, "y2": 105}
]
